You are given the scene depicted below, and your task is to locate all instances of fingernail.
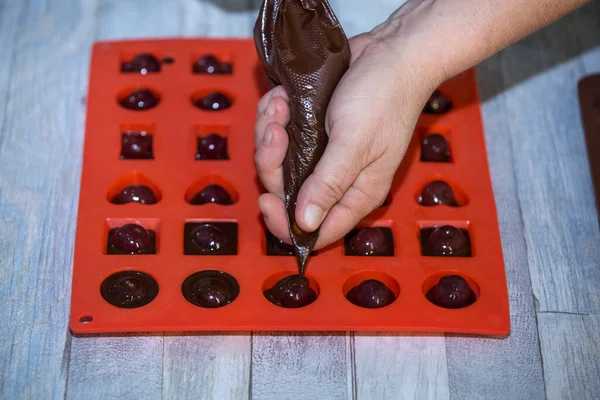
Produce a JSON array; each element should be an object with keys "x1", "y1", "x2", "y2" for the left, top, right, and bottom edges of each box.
[
  {"x1": 263, "y1": 127, "x2": 273, "y2": 145},
  {"x1": 303, "y1": 204, "x2": 324, "y2": 231},
  {"x1": 265, "y1": 100, "x2": 276, "y2": 117}
]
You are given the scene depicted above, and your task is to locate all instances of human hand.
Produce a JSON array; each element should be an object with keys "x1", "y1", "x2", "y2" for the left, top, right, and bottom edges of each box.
[{"x1": 254, "y1": 10, "x2": 444, "y2": 249}]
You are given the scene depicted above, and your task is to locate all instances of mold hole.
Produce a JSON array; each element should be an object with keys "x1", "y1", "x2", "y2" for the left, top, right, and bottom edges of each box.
[
  {"x1": 79, "y1": 315, "x2": 93, "y2": 324},
  {"x1": 121, "y1": 53, "x2": 161, "y2": 74},
  {"x1": 117, "y1": 87, "x2": 161, "y2": 111},
  {"x1": 182, "y1": 270, "x2": 239, "y2": 308},
  {"x1": 343, "y1": 271, "x2": 400, "y2": 309},
  {"x1": 107, "y1": 172, "x2": 162, "y2": 205},
  {"x1": 423, "y1": 272, "x2": 479, "y2": 309},
  {"x1": 420, "y1": 133, "x2": 451, "y2": 162},
  {"x1": 184, "y1": 222, "x2": 238, "y2": 255},
  {"x1": 416, "y1": 179, "x2": 468, "y2": 207},
  {"x1": 191, "y1": 90, "x2": 234, "y2": 112},
  {"x1": 106, "y1": 223, "x2": 157, "y2": 255},
  {"x1": 344, "y1": 227, "x2": 394, "y2": 256},
  {"x1": 262, "y1": 271, "x2": 319, "y2": 309},
  {"x1": 419, "y1": 225, "x2": 472, "y2": 257},
  {"x1": 121, "y1": 131, "x2": 153, "y2": 160},
  {"x1": 185, "y1": 176, "x2": 238, "y2": 205},
  {"x1": 192, "y1": 53, "x2": 232, "y2": 74},
  {"x1": 101, "y1": 270, "x2": 159, "y2": 308}
]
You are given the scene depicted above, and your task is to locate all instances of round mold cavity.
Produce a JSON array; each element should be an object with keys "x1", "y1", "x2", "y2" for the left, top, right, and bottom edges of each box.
[
  {"x1": 342, "y1": 270, "x2": 400, "y2": 309},
  {"x1": 415, "y1": 178, "x2": 469, "y2": 207},
  {"x1": 117, "y1": 87, "x2": 161, "y2": 111},
  {"x1": 190, "y1": 89, "x2": 235, "y2": 111},
  {"x1": 262, "y1": 271, "x2": 320, "y2": 308},
  {"x1": 181, "y1": 270, "x2": 240, "y2": 309},
  {"x1": 107, "y1": 172, "x2": 162, "y2": 205},
  {"x1": 420, "y1": 132, "x2": 452, "y2": 163},
  {"x1": 100, "y1": 270, "x2": 159, "y2": 309},
  {"x1": 185, "y1": 175, "x2": 239, "y2": 205},
  {"x1": 422, "y1": 271, "x2": 479, "y2": 309}
]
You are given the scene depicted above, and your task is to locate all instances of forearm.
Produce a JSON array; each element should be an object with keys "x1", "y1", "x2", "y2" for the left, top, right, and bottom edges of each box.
[{"x1": 373, "y1": 0, "x2": 590, "y2": 83}]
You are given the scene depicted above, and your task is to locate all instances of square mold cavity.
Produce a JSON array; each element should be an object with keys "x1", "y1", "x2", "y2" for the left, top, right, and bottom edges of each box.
[
  {"x1": 104, "y1": 218, "x2": 160, "y2": 255},
  {"x1": 416, "y1": 125, "x2": 454, "y2": 163},
  {"x1": 344, "y1": 225, "x2": 395, "y2": 256},
  {"x1": 193, "y1": 124, "x2": 230, "y2": 160},
  {"x1": 184, "y1": 221, "x2": 238, "y2": 255},
  {"x1": 418, "y1": 221, "x2": 472, "y2": 257}
]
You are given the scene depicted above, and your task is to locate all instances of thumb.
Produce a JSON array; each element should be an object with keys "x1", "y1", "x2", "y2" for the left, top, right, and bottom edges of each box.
[{"x1": 295, "y1": 136, "x2": 363, "y2": 232}]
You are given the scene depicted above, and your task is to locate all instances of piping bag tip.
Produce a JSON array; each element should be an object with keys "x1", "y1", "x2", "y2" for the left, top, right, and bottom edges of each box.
[{"x1": 295, "y1": 246, "x2": 311, "y2": 277}]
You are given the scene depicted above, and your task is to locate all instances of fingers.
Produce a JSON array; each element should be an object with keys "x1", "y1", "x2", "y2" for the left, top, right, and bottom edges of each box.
[
  {"x1": 258, "y1": 193, "x2": 291, "y2": 243},
  {"x1": 294, "y1": 135, "x2": 364, "y2": 232},
  {"x1": 255, "y1": 123, "x2": 289, "y2": 197},
  {"x1": 255, "y1": 86, "x2": 291, "y2": 197}
]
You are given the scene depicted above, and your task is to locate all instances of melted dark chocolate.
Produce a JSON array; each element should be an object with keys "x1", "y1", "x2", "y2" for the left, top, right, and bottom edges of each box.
[
  {"x1": 121, "y1": 53, "x2": 161, "y2": 74},
  {"x1": 420, "y1": 226, "x2": 471, "y2": 257},
  {"x1": 182, "y1": 270, "x2": 240, "y2": 308},
  {"x1": 107, "y1": 224, "x2": 156, "y2": 254},
  {"x1": 346, "y1": 279, "x2": 396, "y2": 308},
  {"x1": 111, "y1": 185, "x2": 157, "y2": 205},
  {"x1": 254, "y1": 0, "x2": 351, "y2": 275},
  {"x1": 344, "y1": 227, "x2": 394, "y2": 256},
  {"x1": 426, "y1": 275, "x2": 477, "y2": 309},
  {"x1": 184, "y1": 222, "x2": 238, "y2": 255},
  {"x1": 101, "y1": 271, "x2": 159, "y2": 308},
  {"x1": 264, "y1": 274, "x2": 317, "y2": 308},
  {"x1": 121, "y1": 132, "x2": 153, "y2": 159},
  {"x1": 418, "y1": 181, "x2": 458, "y2": 206},
  {"x1": 189, "y1": 184, "x2": 233, "y2": 205}
]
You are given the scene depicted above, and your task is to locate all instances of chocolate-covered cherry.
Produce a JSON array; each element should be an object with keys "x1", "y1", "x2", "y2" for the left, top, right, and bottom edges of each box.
[
  {"x1": 101, "y1": 271, "x2": 158, "y2": 308},
  {"x1": 194, "y1": 92, "x2": 232, "y2": 111},
  {"x1": 350, "y1": 228, "x2": 388, "y2": 255},
  {"x1": 111, "y1": 224, "x2": 151, "y2": 253},
  {"x1": 346, "y1": 279, "x2": 396, "y2": 309},
  {"x1": 191, "y1": 224, "x2": 228, "y2": 253},
  {"x1": 119, "y1": 89, "x2": 159, "y2": 110},
  {"x1": 418, "y1": 181, "x2": 457, "y2": 206},
  {"x1": 196, "y1": 134, "x2": 228, "y2": 159},
  {"x1": 111, "y1": 185, "x2": 157, "y2": 205},
  {"x1": 426, "y1": 275, "x2": 476, "y2": 309},
  {"x1": 193, "y1": 54, "x2": 232, "y2": 74},
  {"x1": 264, "y1": 275, "x2": 317, "y2": 308},
  {"x1": 121, "y1": 53, "x2": 161, "y2": 74},
  {"x1": 423, "y1": 90, "x2": 452, "y2": 114},
  {"x1": 182, "y1": 271, "x2": 239, "y2": 308},
  {"x1": 421, "y1": 133, "x2": 450, "y2": 162},
  {"x1": 189, "y1": 184, "x2": 233, "y2": 205},
  {"x1": 121, "y1": 133, "x2": 153, "y2": 159},
  {"x1": 426, "y1": 226, "x2": 469, "y2": 256}
]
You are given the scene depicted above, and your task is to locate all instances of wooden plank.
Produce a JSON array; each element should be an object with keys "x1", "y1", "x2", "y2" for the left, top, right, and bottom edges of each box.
[
  {"x1": 443, "y1": 56, "x2": 547, "y2": 400},
  {"x1": 497, "y1": 4, "x2": 600, "y2": 314},
  {"x1": 537, "y1": 313, "x2": 600, "y2": 400},
  {"x1": 354, "y1": 333, "x2": 449, "y2": 400},
  {"x1": 181, "y1": 0, "x2": 259, "y2": 37},
  {"x1": 66, "y1": 335, "x2": 163, "y2": 400},
  {"x1": 251, "y1": 332, "x2": 352, "y2": 400},
  {"x1": 162, "y1": 334, "x2": 251, "y2": 399},
  {"x1": 0, "y1": 1, "x2": 96, "y2": 398}
]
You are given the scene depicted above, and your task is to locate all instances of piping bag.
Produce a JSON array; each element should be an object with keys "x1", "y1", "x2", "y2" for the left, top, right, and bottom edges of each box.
[{"x1": 254, "y1": 0, "x2": 351, "y2": 276}]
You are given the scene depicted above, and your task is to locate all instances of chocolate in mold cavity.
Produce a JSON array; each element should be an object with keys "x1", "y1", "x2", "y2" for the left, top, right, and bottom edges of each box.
[
  {"x1": 254, "y1": 0, "x2": 351, "y2": 275},
  {"x1": 107, "y1": 224, "x2": 156, "y2": 254},
  {"x1": 424, "y1": 90, "x2": 452, "y2": 114},
  {"x1": 344, "y1": 227, "x2": 394, "y2": 256},
  {"x1": 426, "y1": 275, "x2": 476, "y2": 309},
  {"x1": 121, "y1": 53, "x2": 161, "y2": 74},
  {"x1": 265, "y1": 230, "x2": 318, "y2": 256},
  {"x1": 193, "y1": 54, "x2": 232, "y2": 74},
  {"x1": 420, "y1": 226, "x2": 471, "y2": 257},
  {"x1": 418, "y1": 181, "x2": 457, "y2": 206},
  {"x1": 194, "y1": 92, "x2": 232, "y2": 111},
  {"x1": 346, "y1": 279, "x2": 396, "y2": 309},
  {"x1": 189, "y1": 184, "x2": 233, "y2": 205},
  {"x1": 111, "y1": 185, "x2": 157, "y2": 205},
  {"x1": 121, "y1": 132, "x2": 153, "y2": 159},
  {"x1": 101, "y1": 271, "x2": 159, "y2": 308},
  {"x1": 184, "y1": 222, "x2": 238, "y2": 255},
  {"x1": 196, "y1": 134, "x2": 228, "y2": 160},
  {"x1": 119, "y1": 89, "x2": 159, "y2": 110},
  {"x1": 182, "y1": 270, "x2": 239, "y2": 308},
  {"x1": 421, "y1": 133, "x2": 450, "y2": 162},
  {"x1": 264, "y1": 274, "x2": 317, "y2": 308}
]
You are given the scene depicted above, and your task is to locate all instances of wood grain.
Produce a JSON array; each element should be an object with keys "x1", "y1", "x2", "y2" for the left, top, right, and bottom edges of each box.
[
  {"x1": 354, "y1": 333, "x2": 449, "y2": 400},
  {"x1": 538, "y1": 313, "x2": 600, "y2": 400},
  {"x1": 251, "y1": 332, "x2": 352, "y2": 400},
  {"x1": 66, "y1": 335, "x2": 163, "y2": 399},
  {"x1": 163, "y1": 334, "x2": 251, "y2": 399},
  {"x1": 0, "y1": 0, "x2": 95, "y2": 398}
]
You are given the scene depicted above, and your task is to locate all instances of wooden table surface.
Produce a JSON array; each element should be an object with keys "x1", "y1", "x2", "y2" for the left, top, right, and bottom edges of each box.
[{"x1": 1, "y1": 1, "x2": 599, "y2": 399}]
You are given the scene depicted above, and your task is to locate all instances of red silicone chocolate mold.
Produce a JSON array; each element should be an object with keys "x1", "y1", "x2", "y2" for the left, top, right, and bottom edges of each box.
[{"x1": 70, "y1": 38, "x2": 510, "y2": 335}]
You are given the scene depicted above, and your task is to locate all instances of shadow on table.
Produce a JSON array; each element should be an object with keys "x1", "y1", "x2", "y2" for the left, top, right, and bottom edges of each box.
[{"x1": 477, "y1": 2, "x2": 600, "y2": 101}]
